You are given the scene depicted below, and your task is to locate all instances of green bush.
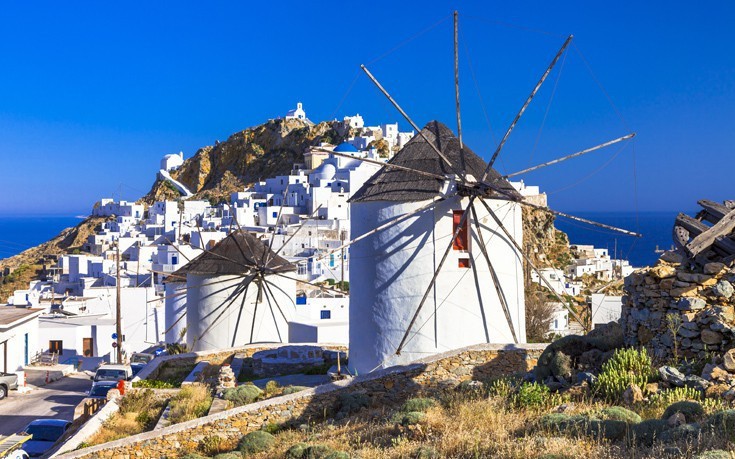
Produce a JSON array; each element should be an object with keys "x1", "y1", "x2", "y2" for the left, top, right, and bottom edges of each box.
[
  {"x1": 304, "y1": 364, "x2": 332, "y2": 375},
  {"x1": 198, "y1": 435, "x2": 228, "y2": 456},
  {"x1": 512, "y1": 382, "x2": 551, "y2": 409},
  {"x1": 282, "y1": 386, "x2": 309, "y2": 395},
  {"x1": 337, "y1": 392, "x2": 369, "y2": 415},
  {"x1": 629, "y1": 419, "x2": 670, "y2": 446},
  {"x1": 486, "y1": 376, "x2": 519, "y2": 399},
  {"x1": 223, "y1": 384, "x2": 263, "y2": 406},
  {"x1": 400, "y1": 397, "x2": 436, "y2": 413},
  {"x1": 264, "y1": 380, "x2": 280, "y2": 395},
  {"x1": 659, "y1": 423, "x2": 701, "y2": 443},
  {"x1": 662, "y1": 400, "x2": 705, "y2": 421},
  {"x1": 285, "y1": 443, "x2": 308, "y2": 459},
  {"x1": 594, "y1": 347, "x2": 652, "y2": 401},
  {"x1": 133, "y1": 379, "x2": 175, "y2": 389},
  {"x1": 213, "y1": 453, "x2": 242, "y2": 459},
  {"x1": 237, "y1": 430, "x2": 275, "y2": 455},
  {"x1": 179, "y1": 454, "x2": 208, "y2": 459},
  {"x1": 391, "y1": 411, "x2": 426, "y2": 426},
  {"x1": 599, "y1": 406, "x2": 642, "y2": 424},
  {"x1": 586, "y1": 419, "x2": 629, "y2": 441},
  {"x1": 303, "y1": 444, "x2": 335, "y2": 458}
]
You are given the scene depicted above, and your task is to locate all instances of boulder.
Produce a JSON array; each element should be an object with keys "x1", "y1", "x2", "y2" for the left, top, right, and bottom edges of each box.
[
  {"x1": 659, "y1": 366, "x2": 687, "y2": 387},
  {"x1": 662, "y1": 400, "x2": 705, "y2": 422},
  {"x1": 723, "y1": 348, "x2": 735, "y2": 371},
  {"x1": 713, "y1": 280, "x2": 734, "y2": 299},
  {"x1": 701, "y1": 329, "x2": 724, "y2": 345},
  {"x1": 667, "y1": 412, "x2": 686, "y2": 427},
  {"x1": 651, "y1": 265, "x2": 677, "y2": 279},
  {"x1": 623, "y1": 384, "x2": 643, "y2": 405},
  {"x1": 704, "y1": 262, "x2": 726, "y2": 275},
  {"x1": 678, "y1": 297, "x2": 707, "y2": 311}
]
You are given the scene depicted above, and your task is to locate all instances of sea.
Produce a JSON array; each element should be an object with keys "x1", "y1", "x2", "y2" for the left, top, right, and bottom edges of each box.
[
  {"x1": 0, "y1": 212, "x2": 681, "y2": 268},
  {"x1": 0, "y1": 215, "x2": 84, "y2": 261}
]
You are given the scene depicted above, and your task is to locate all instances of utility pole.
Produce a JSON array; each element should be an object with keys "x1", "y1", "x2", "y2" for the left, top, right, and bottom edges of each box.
[
  {"x1": 340, "y1": 230, "x2": 346, "y2": 290},
  {"x1": 116, "y1": 244, "x2": 123, "y2": 364}
]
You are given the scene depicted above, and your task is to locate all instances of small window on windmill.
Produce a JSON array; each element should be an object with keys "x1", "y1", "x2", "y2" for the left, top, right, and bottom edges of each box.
[
  {"x1": 452, "y1": 210, "x2": 469, "y2": 251},
  {"x1": 458, "y1": 258, "x2": 471, "y2": 269}
]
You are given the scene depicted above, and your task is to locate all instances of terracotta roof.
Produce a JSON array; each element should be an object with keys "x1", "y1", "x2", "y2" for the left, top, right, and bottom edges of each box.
[
  {"x1": 170, "y1": 230, "x2": 296, "y2": 278},
  {"x1": 0, "y1": 307, "x2": 43, "y2": 327},
  {"x1": 350, "y1": 120, "x2": 520, "y2": 203}
]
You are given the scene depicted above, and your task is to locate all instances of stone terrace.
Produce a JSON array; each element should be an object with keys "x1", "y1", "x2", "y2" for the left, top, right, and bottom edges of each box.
[{"x1": 56, "y1": 343, "x2": 545, "y2": 459}]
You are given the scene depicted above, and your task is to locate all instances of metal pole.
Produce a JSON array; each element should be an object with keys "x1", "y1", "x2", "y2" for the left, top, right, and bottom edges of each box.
[
  {"x1": 521, "y1": 201, "x2": 642, "y2": 237},
  {"x1": 115, "y1": 244, "x2": 123, "y2": 363}
]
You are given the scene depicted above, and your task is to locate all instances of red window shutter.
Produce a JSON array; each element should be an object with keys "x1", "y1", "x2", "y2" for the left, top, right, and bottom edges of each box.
[{"x1": 453, "y1": 210, "x2": 469, "y2": 251}]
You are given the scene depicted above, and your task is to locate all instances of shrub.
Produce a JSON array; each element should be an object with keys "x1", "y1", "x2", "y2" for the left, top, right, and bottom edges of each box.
[
  {"x1": 659, "y1": 423, "x2": 701, "y2": 443},
  {"x1": 304, "y1": 363, "x2": 332, "y2": 375},
  {"x1": 285, "y1": 443, "x2": 309, "y2": 459},
  {"x1": 585, "y1": 419, "x2": 628, "y2": 441},
  {"x1": 662, "y1": 400, "x2": 705, "y2": 421},
  {"x1": 264, "y1": 380, "x2": 280, "y2": 395},
  {"x1": 237, "y1": 430, "x2": 275, "y2": 455},
  {"x1": 223, "y1": 384, "x2": 263, "y2": 406},
  {"x1": 594, "y1": 347, "x2": 652, "y2": 401},
  {"x1": 302, "y1": 444, "x2": 336, "y2": 458},
  {"x1": 486, "y1": 376, "x2": 519, "y2": 399},
  {"x1": 337, "y1": 392, "x2": 369, "y2": 415},
  {"x1": 400, "y1": 397, "x2": 436, "y2": 413},
  {"x1": 198, "y1": 435, "x2": 230, "y2": 456},
  {"x1": 282, "y1": 385, "x2": 309, "y2": 395},
  {"x1": 133, "y1": 379, "x2": 175, "y2": 389},
  {"x1": 599, "y1": 406, "x2": 642, "y2": 424},
  {"x1": 629, "y1": 419, "x2": 670, "y2": 446},
  {"x1": 512, "y1": 382, "x2": 551, "y2": 409},
  {"x1": 391, "y1": 411, "x2": 426, "y2": 426},
  {"x1": 168, "y1": 383, "x2": 213, "y2": 424},
  {"x1": 179, "y1": 454, "x2": 207, "y2": 459},
  {"x1": 213, "y1": 453, "x2": 242, "y2": 459},
  {"x1": 263, "y1": 422, "x2": 281, "y2": 434}
]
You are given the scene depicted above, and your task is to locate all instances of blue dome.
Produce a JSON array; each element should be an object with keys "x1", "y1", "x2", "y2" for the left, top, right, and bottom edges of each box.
[{"x1": 333, "y1": 142, "x2": 359, "y2": 153}]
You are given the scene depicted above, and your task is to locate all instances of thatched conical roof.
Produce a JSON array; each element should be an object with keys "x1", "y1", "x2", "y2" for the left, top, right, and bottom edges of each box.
[
  {"x1": 350, "y1": 120, "x2": 519, "y2": 203},
  {"x1": 170, "y1": 230, "x2": 296, "y2": 278}
]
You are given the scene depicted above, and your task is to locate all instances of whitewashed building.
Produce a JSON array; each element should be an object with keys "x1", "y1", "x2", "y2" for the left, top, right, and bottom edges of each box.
[{"x1": 0, "y1": 306, "x2": 42, "y2": 372}]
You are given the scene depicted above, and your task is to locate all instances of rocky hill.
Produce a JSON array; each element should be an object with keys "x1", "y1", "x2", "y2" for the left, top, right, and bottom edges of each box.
[
  {"x1": 143, "y1": 118, "x2": 350, "y2": 205},
  {"x1": 0, "y1": 216, "x2": 110, "y2": 301}
]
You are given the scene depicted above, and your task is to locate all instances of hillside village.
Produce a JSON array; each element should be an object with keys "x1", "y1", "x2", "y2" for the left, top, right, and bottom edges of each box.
[{"x1": 0, "y1": 104, "x2": 635, "y2": 376}]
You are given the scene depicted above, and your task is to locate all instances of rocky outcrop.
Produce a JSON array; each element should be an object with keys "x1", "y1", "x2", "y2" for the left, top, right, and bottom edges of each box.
[
  {"x1": 622, "y1": 251, "x2": 735, "y2": 360},
  {"x1": 142, "y1": 118, "x2": 348, "y2": 205}
]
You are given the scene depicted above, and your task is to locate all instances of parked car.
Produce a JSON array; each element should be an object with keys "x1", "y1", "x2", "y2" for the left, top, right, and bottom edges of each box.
[
  {"x1": 87, "y1": 380, "x2": 118, "y2": 399},
  {"x1": 92, "y1": 364, "x2": 132, "y2": 382},
  {"x1": 129, "y1": 353, "x2": 154, "y2": 376},
  {"x1": 21, "y1": 419, "x2": 71, "y2": 457},
  {"x1": 0, "y1": 372, "x2": 18, "y2": 400}
]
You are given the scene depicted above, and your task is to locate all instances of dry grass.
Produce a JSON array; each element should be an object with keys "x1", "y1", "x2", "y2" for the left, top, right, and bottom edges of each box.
[
  {"x1": 85, "y1": 389, "x2": 165, "y2": 447},
  {"x1": 168, "y1": 383, "x2": 213, "y2": 424},
  {"x1": 231, "y1": 391, "x2": 735, "y2": 459}
]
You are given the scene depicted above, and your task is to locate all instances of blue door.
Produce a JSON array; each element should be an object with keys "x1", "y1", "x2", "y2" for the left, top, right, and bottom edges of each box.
[{"x1": 24, "y1": 333, "x2": 29, "y2": 365}]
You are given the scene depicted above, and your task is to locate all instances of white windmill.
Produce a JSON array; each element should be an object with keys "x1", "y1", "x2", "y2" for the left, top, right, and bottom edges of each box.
[{"x1": 305, "y1": 12, "x2": 640, "y2": 374}]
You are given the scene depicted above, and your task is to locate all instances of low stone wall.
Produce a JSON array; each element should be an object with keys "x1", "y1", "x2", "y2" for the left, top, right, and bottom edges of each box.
[
  {"x1": 56, "y1": 343, "x2": 544, "y2": 459},
  {"x1": 623, "y1": 255, "x2": 735, "y2": 360},
  {"x1": 135, "y1": 343, "x2": 348, "y2": 383}
]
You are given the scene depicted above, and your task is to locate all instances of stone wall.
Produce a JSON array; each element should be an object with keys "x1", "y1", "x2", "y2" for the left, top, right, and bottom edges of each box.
[
  {"x1": 136, "y1": 343, "x2": 348, "y2": 382},
  {"x1": 622, "y1": 253, "x2": 735, "y2": 360},
  {"x1": 56, "y1": 343, "x2": 545, "y2": 459}
]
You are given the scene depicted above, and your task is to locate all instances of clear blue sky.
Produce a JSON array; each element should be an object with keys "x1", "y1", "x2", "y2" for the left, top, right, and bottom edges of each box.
[{"x1": 0, "y1": 1, "x2": 732, "y2": 215}]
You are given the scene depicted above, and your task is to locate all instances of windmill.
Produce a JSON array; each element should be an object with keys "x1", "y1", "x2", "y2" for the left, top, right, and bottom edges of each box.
[{"x1": 305, "y1": 12, "x2": 640, "y2": 374}]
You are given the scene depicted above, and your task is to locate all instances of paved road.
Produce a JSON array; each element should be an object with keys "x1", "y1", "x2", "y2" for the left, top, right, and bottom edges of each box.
[{"x1": 0, "y1": 373, "x2": 92, "y2": 436}]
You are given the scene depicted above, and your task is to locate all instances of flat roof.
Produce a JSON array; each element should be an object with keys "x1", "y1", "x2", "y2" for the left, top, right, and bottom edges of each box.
[{"x1": 0, "y1": 307, "x2": 43, "y2": 327}]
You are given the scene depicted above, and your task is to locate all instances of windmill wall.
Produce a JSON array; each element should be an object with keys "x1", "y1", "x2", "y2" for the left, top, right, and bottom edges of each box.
[
  {"x1": 349, "y1": 195, "x2": 525, "y2": 375},
  {"x1": 164, "y1": 281, "x2": 187, "y2": 344},
  {"x1": 186, "y1": 273, "x2": 296, "y2": 352}
]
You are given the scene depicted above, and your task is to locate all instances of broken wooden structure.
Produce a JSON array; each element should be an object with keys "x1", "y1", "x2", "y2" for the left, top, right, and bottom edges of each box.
[{"x1": 674, "y1": 199, "x2": 735, "y2": 266}]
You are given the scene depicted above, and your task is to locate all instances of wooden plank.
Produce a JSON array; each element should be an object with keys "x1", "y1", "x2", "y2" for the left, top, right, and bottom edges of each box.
[
  {"x1": 675, "y1": 213, "x2": 709, "y2": 237},
  {"x1": 714, "y1": 235, "x2": 735, "y2": 256},
  {"x1": 698, "y1": 199, "x2": 730, "y2": 224},
  {"x1": 726, "y1": 200, "x2": 735, "y2": 210},
  {"x1": 686, "y1": 207, "x2": 735, "y2": 257},
  {"x1": 673, "y1": 225, "x2": 690, "y2": 249}
]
